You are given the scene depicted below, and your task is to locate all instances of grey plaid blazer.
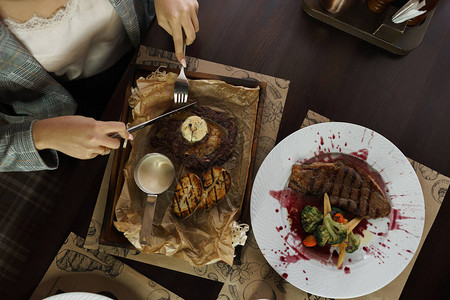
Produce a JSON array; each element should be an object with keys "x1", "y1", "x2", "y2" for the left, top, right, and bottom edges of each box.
[{"x1": 0, "y1": 0, "x2": 154, "y2": 172}]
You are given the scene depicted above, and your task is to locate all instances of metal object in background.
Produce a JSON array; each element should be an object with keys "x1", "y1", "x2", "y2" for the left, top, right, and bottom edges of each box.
[{"x1": 318, "y1": 0, "x2": 359, "y2": 13}]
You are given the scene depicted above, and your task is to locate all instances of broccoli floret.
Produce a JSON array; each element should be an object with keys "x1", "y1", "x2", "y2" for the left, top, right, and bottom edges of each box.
[
  {"x1": 301, "y1": 206, "x2": 323, "y2": 233},
  {"x1": 314, "y1": 224, "x2": 330, "y2": 247},
  {"x1": 322, "y1": 214, "x2": 347, "y2": 245},
  {"x1": 346, "y1": 231, "x2": 361, "y2": 253}
]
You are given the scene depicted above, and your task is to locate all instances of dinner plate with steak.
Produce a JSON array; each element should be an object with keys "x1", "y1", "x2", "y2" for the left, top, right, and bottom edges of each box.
[{"x1": 250, "y1": 122, "x2": 425, "y2": 298}]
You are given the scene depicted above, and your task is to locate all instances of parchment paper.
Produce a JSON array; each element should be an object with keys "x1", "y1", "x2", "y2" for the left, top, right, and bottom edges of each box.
[{"x1": 113, "y1": 70, "x2": 260, "y2": 266}]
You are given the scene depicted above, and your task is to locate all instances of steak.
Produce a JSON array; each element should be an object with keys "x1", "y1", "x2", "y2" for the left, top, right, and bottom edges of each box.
[
  {"x1": 288, "y1": 160, "x2": 391, "y2": 218},
  {"x1": 152, "y1": 106, "x2": 237, "y2": 170}
]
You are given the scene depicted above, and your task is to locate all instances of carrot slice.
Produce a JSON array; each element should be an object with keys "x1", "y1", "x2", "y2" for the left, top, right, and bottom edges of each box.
[
  {"x1": 333, "y1": 213, "x2": 345, "y2": 224},
  {"x1": 303, "y1": 234, "x2": 317, "y2": 247}
]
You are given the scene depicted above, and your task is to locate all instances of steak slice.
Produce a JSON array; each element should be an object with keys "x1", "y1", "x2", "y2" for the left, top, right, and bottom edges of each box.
[{"x1": 288, "y1": 160, "x2": 391, "y2": 218}]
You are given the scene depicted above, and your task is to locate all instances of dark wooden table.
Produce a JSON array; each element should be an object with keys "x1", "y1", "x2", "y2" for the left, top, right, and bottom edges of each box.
[{"x1": 7, "y1": 0, "x2": 449, "y2": 299}]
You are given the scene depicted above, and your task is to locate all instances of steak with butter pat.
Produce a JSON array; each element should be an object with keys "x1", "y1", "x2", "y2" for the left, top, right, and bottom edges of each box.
[
  {"x1": 288, "y1": 160, "x2": 391, "y2": 218},
  {"x1": 153, "y1": 106, "x2": 237, "y2": 170}
]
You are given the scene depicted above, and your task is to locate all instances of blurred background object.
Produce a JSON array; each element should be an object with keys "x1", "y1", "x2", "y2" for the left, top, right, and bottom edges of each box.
[
  {"x1": 367, "y1": 0, "x2": 396, "y2": 13},
  {"x1": 318, "y1": 0, "x2": 360, "y2": 13},
  {"x1": 392, "y1": 0, "x2": 439, "y2": 26}
]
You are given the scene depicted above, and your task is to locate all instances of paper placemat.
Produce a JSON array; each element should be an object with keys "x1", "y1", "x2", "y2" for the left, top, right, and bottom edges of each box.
[
  {"x1": 79, "y1": 47, "x2": 448, "y2": 299},
  {"x1": 30, "y1": 232, "x2": 181, "y2": 300}
]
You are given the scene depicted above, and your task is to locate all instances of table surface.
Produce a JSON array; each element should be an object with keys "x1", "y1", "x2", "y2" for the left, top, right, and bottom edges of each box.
[{"x1": 8, "y1": 0, "x2": 450, "y2": 299}]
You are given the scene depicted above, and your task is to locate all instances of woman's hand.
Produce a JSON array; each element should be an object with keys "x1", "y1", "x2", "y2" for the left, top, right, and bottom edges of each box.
[
  {"x1": 32, "y1": 116, "x2": 133, "y2": 159},
  {"x1": 154, "y1": 0, "x2": 199, "y2": 66}
]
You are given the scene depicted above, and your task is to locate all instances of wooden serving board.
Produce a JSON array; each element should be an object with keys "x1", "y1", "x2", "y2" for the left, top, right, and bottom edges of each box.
[{"x1": 99, "y1": 64, "x2": 266, "y2": 260}]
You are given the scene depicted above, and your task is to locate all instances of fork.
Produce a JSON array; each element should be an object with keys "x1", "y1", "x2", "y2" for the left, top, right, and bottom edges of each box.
[{"x1": 174, "y1": 40, "x2": 189, "y2": 104}]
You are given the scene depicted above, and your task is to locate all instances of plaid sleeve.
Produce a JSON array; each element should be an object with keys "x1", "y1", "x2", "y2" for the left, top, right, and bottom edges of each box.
[
  {"x1": 0, "y1": 1, "x2": 153, "y2": 172},
  {"x1": 0, "y1": 23, "x2": 77, "y2": 172},
  {"x1": 0, "y1": 120, "x2": 58, "y2": 172}
]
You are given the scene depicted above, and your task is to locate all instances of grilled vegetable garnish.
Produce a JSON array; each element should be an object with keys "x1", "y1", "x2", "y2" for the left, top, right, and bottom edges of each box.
[
  {"x1": 313, "y1": 214, "x2": 347, "y2": 246},
  {"x1": 199, "y1": 167, "x2": 231, "y2": 209},
  {"x1": 301, "y1": 205, "x2": 323, "y2": 233},
  {"x1": 173, "y1": 167, "x2": 232, "y2": 217},
  {"x1": 173, "y1": 173, "x2": 203, "y2": 218}
]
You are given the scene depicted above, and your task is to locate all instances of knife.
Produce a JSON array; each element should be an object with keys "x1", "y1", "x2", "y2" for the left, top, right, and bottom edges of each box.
[{"x1": 109, "y1": 101, "x2": 197, "y2": 139}]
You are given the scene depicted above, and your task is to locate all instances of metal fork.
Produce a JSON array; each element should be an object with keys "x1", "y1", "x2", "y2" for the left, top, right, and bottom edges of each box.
[{"x1": 174, "y1": 40, "x2": 189, "y2": 104}]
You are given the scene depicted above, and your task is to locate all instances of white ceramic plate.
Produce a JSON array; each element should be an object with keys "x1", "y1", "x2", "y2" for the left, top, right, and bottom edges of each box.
[
  {"x1": 44, "y1": 292, "x2": 113, "y2": 300},
  {"x1": 250, "y1": 122, "x2": 425, "y2": 299}
]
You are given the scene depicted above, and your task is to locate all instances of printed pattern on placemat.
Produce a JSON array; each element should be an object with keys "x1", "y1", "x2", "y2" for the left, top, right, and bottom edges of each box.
[
  {"x1": 31, "y1": 232, "x2": 181, "y2": 300},
  {"x1": 77, "y1": 48, "x2": 448, "y2": 300}
]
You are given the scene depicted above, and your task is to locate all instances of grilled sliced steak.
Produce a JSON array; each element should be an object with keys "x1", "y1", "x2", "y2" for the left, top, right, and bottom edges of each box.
[{"x1": 288, "y1": 160, "x2": 391, "y2": 218}]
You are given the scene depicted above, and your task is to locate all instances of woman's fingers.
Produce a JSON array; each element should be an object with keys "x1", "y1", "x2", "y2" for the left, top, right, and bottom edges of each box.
[
  {"x1": 97, "y1": 146, "x2": 111, "y2": 156},
  {"x1": 172, "y1": 17, "x2": 196, "y2": 62},
  {"x1": 182, "y1": 15, "x2": 197, "y2": 45},
  {"x1": 98, "y1": 121, "x2": 133, "y2": 149},
  {"x1": 32, "y1": 116, "x2": 133, "y2": 160},
  {"x1": 171, "y1": 24, "x2": 185, "y2": 63},
  {"x1": 154, "y1": 0, "x2": 199, "y2": 63},
  {"x1": 191, "y1": 6, "x2": 199, "y2": 32},
  {"x1": 158, "y1": 20, "x2": 173, "y2": 36},
  {"x1": 102, "y1": 121, "x2": 132, "y2": 140}
]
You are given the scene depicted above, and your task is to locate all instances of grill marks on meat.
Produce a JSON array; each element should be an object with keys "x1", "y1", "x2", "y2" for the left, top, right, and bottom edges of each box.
[
  {"x1": 172, "y1": 167, "x2": 232, "y2": 217},
  {"x1": 288, "y1": 161, "x2": 391, "y2": 218},
  {"x1": 153, "y1": 106, "x2": 237, "y2": 170},
  {"x1": 199, "y1": 166, "x2": 231, "y2": 209},
  {"x1": 173, "y1": 173, "x2": 203, "y2": 218}
]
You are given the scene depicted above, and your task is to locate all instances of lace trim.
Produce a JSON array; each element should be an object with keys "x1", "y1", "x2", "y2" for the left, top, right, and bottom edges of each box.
[
  {"x1": 4, "y1": 0, "x2": 78, "y2": 31},
  {"x1": 230, "y1": 221, "x2": 250, "y2": 248}
]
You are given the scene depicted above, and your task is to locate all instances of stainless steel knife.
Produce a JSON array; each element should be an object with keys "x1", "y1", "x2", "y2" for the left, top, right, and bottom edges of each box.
[{"x1": 109, "y1": 101, "x2": 197, "y2": 139}]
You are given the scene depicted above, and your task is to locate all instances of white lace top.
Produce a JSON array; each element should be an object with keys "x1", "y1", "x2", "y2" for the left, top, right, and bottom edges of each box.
[{"x1": 4, "y1": 0, "x2": 131, "y2": 80}]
